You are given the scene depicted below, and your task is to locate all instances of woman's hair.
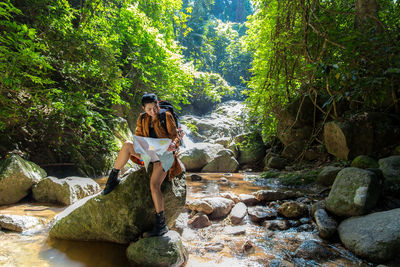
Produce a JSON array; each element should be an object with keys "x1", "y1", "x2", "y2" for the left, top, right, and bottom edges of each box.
[{"x1": 141, "y1": 93, "x2": 158, "y2": 107}]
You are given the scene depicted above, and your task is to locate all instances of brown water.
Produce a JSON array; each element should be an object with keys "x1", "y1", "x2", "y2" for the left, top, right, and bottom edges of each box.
[{"x1": 0, "y1": 173, "x2": 372, "y2": 266}]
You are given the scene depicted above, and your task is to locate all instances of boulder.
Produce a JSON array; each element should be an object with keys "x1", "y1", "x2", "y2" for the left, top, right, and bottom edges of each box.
[
  {"x1": 220, "y1": 192, "x2": 240, "y2": 203},
  {"x1": 266, "y1": 156, "x2": 288, "y2": 170},
  {"x1": 0, "y1": 214, "x2": 43, "y2": 232},
  {"x1": 351, "y1": 155, "x2": 379, "y2": 169},
  {"x1": 248, "y1": 206, "x2": 277, "y2": 223},
  {"x1": 277, "y1": 202, "x2": 308, "y2": 219},
  {"x1": 224, "y1": 225, "x2": 246, "y2": 235},
  {"x1": 180, "y1": 143, "x2": 224, "y2": 171},
  {"x1": 264, "y1": 219, "x2": 290, "y2": 231},
  {"x1": 378, "y1": 155, "x2": 400, "y2": 194},
  {"x1": 201, "y1": 149, "x2": 239, "y2": 173},
  {"x1": 126, "y1": 230, "x2": 187, "y2": 267},
  {"x1": 253, "y1": 190, "x2": 296, "y2": 202},
  {"x1": 239, "y1": 194, "x2": 259, "y2": 206},
  {"x1": 234, "y1": 133, "x2": 266, "y2": 165},
  {"x1": 229, "y1": 202, "x2": 247, "y2": 225},
  {"x1": 294, "y1": 240, "x2": 332, "y2": 260},
  {"x1": 314, "y1": 209, "x2": 337, "y2": 239},
  {"x1": 186, "y1": 199, "x2": 213, "y2": 215},
  {"x1": 310, "y1": 200, "x2": 326, "y2": 217},
  {"x1": 32, "y1": 176, "x2": 101, "y2": 205},
  {"x1": 186, "y1": 197, "x2": 234, "y2": 220},
  {"x1": 187, "y1": 212, "x2": 211, "y2": 229},
  {"x1": 49, "y1": 166, "x2": 186, "y2": 243},
  {"x1": 316, "y1": 166, "x2": 342, "y2": 186},
  {"x1": 338, "y1": 208, "x2": 400, "y2": 262},
  {"x1": 0, "y1": 154, "x2": 47, "y2": 205},
  {"x1": 326, "y1": 167, "x2": 381, "y2": 217}
]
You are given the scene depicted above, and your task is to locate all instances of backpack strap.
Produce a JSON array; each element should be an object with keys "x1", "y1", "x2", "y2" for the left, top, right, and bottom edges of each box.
[{"x1": 158, "y1": 109, "x2": 168, "y2": 134}]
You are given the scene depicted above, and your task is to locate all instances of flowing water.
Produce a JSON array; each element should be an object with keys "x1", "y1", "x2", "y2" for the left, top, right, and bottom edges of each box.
[{"x1": 0, "y1": 173, "x2": 373, "y2": 267}]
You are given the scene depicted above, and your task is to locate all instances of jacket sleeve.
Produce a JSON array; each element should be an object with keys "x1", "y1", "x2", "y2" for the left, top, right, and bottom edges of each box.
[
  {"x1": 135, "y1": 113, "x2": 144, "y2": 136},
  {"x1": 165, "y1": 112, "x2": 181, "y2": 147}
]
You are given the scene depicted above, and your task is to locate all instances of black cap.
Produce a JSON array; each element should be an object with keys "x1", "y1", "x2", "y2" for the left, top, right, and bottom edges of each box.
[{"x1": 141, "y1": 93, "x2": 158, "y2": 106}]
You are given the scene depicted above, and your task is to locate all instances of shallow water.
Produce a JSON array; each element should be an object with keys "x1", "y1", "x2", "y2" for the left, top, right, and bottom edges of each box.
[{"x1": 0, "y1": 173, "x2": 375, "y2": 266}]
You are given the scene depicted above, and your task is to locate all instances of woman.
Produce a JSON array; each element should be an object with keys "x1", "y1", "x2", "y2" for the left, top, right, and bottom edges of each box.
[{"x1": 102, "y1": 93, "x2": 183, "y2": 237}]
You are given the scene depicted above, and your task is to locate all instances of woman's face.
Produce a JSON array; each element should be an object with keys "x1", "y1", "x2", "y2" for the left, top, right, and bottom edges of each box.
[{"x1": 143, "y1": 102, "x2": 159, "y2": 118}]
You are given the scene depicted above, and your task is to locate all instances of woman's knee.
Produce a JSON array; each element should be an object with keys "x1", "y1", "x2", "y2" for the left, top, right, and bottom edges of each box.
[
  {"x1": 122, "y1": 141, "x2": 134, "y2": 153},
  {"x1": 150, "y1": 180, "x2": 161, "y2": 192}
]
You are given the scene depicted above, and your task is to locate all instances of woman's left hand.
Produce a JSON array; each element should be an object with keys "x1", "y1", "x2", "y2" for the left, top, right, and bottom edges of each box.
[{"x1": 167, "y1": 141, "x2": 176, "y2": 152}]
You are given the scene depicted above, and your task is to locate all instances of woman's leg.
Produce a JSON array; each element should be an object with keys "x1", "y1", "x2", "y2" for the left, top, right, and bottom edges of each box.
[
  {"x1": 114, "y1": 141, "x2": 140, "y2": 170},
  {"x1": 149, "y1": 162, "x2": 168, "y2": 212}
]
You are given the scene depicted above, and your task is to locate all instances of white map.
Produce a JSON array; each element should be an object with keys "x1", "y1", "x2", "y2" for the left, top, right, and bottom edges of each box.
[{"x1": 133, "y1": 135, "x2": 174, "y2": 172}]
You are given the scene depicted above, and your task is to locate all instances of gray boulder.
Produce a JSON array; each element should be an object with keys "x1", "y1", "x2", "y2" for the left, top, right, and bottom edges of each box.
[
  {"x1": 187, "y1": 212, "x2": 211, "y2": 229},
  {"x1": 0, "y1": 155, "x2": 47, "y2": 205},
  {"x1": 266, "y1": 156, "x2": 288, "y2": 170},
  {"x1": 0, "y1": 214, "x2": 44, "y2": 232},
  {"x1": 186, "y1": 197, "x2": 234, "y2": 220},
  {"x1": 49, "y1": 166, "x2": 186, "y2": 243},
  {"x1": 234, "y1": 133, "x2": 266, "y2": 165},
  {"x1": 180, "y1": 143, "x2": 224, "y2": 171},
  {"x1": 294, "y1": 240, "x2": 332, "y2": 260},
  {"x1": 338, "y1": 208, "x2": 400, "y2": 262},
  {"x1": 248, "y1": 206, "x2": 277, "y2": 223},
  {"x1": 378, "y1": 155, "x2": 400, "y2": 194},
  {"x1": 126, "y1": 230, "x2": 187, "y2": 267},
  {"x1": 314, "y1": 209, "x2": 337, "y2": 239},
  {"x1": 316, "y1": 166, "x2": 342, "y2": 186},
  {"x1": 326, "y1": 167, "x2": 381, "y2": 217},
  {"x1": 201, "y1": 149, "x2": 239, "y2": 173},
  {"x1": 32, "y1": 176, "x2": 101, "y2": 205},
  {"x1": 229, "y1": 202, "x2": 247, "y2": 225}
]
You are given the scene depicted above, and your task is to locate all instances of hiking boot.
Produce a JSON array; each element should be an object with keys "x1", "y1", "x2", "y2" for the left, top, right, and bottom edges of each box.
[
  {"x1": 143, "y1": 211, "x2": 169, "y2": 237},
  {"x1": 102, "y1": 168, "x2": 120, "y2": 195}
]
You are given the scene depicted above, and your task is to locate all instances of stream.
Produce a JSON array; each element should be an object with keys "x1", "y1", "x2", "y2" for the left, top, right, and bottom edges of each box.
[{"x1": 0, "y1": 172, "x2": 373, "y2": 267}]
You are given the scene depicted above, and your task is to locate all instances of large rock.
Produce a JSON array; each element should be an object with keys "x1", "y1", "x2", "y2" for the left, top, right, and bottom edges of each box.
[
  {"x1": 186, "y1": 197, "x2": 234, "y2": 220},
  {"x1": 323, "y1": 112, "x2": 400, "y2": 160},
  {"x1": 201, "y1": 149, "x2": 239, "y2": 173},
  {"x1": 234, "y1": 133, "x2": 266, "y2": 165},
  {"x1": 180, "y1": 143, "x2": 224, "y2": 171},
  {"x1": 254, "y1": 190, "x2": 296, "y2": 202},
  {"x1": 326, "y1": 167, "x2": 381, "y2": 217},
  {"x1": 0, "y1": 214, "x2": 44, "y2": 232},
  {"x1": 32, "y1": 176, "x2": 101, "y2": 205},
  {"x1": 0, "y1": 154, "x2": 47, "y2": 205},
  {"x1": 314, "y1": 208, "x2": 337, "y2": 239},
  {"x1": 49, "y1": 166, "x2": 186, "y2": 243},
  {"x1": 378, "y1": 155, "x2": 400, "y2": 194},
  {"x1": 229, "y1": 202, "x2": 247, "y2": 225},
  {"x1": 126, "y1": 230, "x2": 187, "y2": 267},
  {"x1": 294, "y1": 240, "x2": 332, "y2": 260},
  {"x1": 338, "y1": 208, "x2": 400, "y2": 262},
  {"x1": 316, "y1": 166, "x2": 342, "y2": 186},
  {"x1": 248, "y1": 206, "x2": 277, "y2": 223},
  {"x1": 187, "y1": 212, "x2": 211, "y2": 229},
  {"x1": 277, "y1": 202, "x2": 307, "y2": 219},
  {"x1": 351, "y1": 155, "x2": 379, "y2": 169}
]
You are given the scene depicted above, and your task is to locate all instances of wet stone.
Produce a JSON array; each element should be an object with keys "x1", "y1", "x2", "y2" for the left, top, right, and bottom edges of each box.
[
  {"x1": 188, "y1": 212, "x2": 211, "y2": 229},
  {"x1": 0, "y1": 214, "x2": 43, "y2": 233},
  {"x1": 298, "y1": 224, "x2": 314, "y2": 232},
  {"x1": 205, "y1": 242, "x2": 224, "y2": 252},
  {"x1": 294, "y1": 240, "x2": 332, "y2": 260},
  {"x1": 264, "y1": 219, "x2": 290, "y2": 231},
  {"x1": 190, "y1": 174, "x2": 203, "y2": 181},
  {"x1": 239, "y1": 194, "x2": 259, "y2": 206},
  {"x1": 186, "y1": 199, "x2": 213, "y2": 214},
  {"x1": 299, "y1": 217, "x2": 311, "y2": 224},
  {"x1": 277, "y1": 202, "x2": 308, "y2": 219},
  {"x1": 253, "y1": 189, "x2": 296, "y2": 202},
  {"x1": 220, "y1": 192, "x2": 240, "y2": 203},
  {"x1": 269, "y1": 259, "x2": 295, "y2": 267},
  {"x1": 240, "y1": 240, "x2": 255, "y2": 253},
  {"x1": 310, "y1": 200, "x2": 326, "y2": 217},
  {"x1": 314, "y1": 209, "x2": 337, "y2": 239},
  {"x1": 229, "y1": 202, "x2": 247, "y2": 225},
  {"x1": 224, "y1": 225, "x2": 246, "y2": 235},
  {"x1": 248, "y1": 206, "x2": 277, "y2": 223}
]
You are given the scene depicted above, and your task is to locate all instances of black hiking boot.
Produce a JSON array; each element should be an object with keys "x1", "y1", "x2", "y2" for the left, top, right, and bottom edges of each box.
[
  {"x1": 143, "y1": 211, "x2": 169, "y2": 237},
  {"x1": 102, "y1": 168, "x2": 120, "y2": 195}
]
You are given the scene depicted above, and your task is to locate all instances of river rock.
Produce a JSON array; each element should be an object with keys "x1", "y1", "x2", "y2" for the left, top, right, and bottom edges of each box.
[
  {"x1": 190, "y1": 174, "x2": 203, "y2": 181},
  {"x1": 266, "y1": 156, "x2": 288, "y2": 170},
  {"x1": 264, "y1": 219, "x2": 290, "y2": 231},
  {"x1": 248, "y1": 206, "x2": 277, "y2": 223},
  {"x1": 378, "y1": 155, "x2": 400, "y2": 194},
  {"x1": 351, "y1": 155, "x2": 379, "y2": 169},
  {"x1": 49, "y1": 166, "x2": 186, "y2": 243},
  {"x1": 239, "y1": 194, "x2": 259, "y2": 206},
  {"x1": 316, "y1": 166, "x2": 342, "y2": 186},
  {"x1": 310, "y1": 200, "x2": 326, "y2": 217},
  {"x1": 338, "y1": 208, "x2": 400, "y2": 262},
  {"x1": 277, "y1": 202, "x2": 307, "y2": 219},
  {"x1": 224, "y1": 225, "x2": 246, "y2": 235},
  {"x1": 268, "y1": 259, "x2": 294, "y2": 267},
  {"x1": 253, "y1": 189, "x2": 296, "y2": 202},
  {"x1": 0, "y1": 154, "x2": 47, "y2": 205},
  {"x1": 201, "y1": 149, "x2": 239, "y2": 173},
  {"x1": 32, "y1": 176, "x2": 101, "y2": 205},
  {"x1": 294, "y1": 240, "x2": 332, "y2": 260},
  {"x1": 314, "y1": 209, "x2": 337, "y2": 239},
  {"x1": 187, "y1": 197, "x2": 234, "y2": 220},
  {"x1": 205, "y1": 242, "x2": 225, "y2": 252},
  {"x1": 229, "y1": 202, "x2": 247, "y2": 225},
  {"x1": 220, "y1": 192, "x2": 240, "y2": 203},
  {"x1": 126, "y1": 230, "x2": 187, "y2": 267},
  {"x1": 326, "y1": 167, "x2": 381, "y2": 217},
  {"x1": 188, "y1": 212, "x2": 211, "y2": 229},
  {"x1": 180, "y1": 143, "x2": 224, "y2": 171},
  {"x1": 0, "y1": 214, "x2": 43, "y2": 232},
  {"x1": 234, "y1": 132, "x2": 266, "y2": 165},
  {"x1": 186, "y1": 199, "x2": 213, "y2": 214}
]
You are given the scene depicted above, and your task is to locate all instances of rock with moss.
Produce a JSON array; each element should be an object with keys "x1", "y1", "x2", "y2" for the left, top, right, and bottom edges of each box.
[
  {"x1": 32, "y1": 176, "x2": 101, "y2": 205},
  {"x1": 266, "y1": 156, "x2": 288, "y2": 170},
  {"x1": 277, "y1": 201, "x2": 308, "y2": 219},
  {"x1": 378, "y1": 156, "x2": 400, "y2": 195},
  {"x1": 351, "y1": 155, "x2": 379, "y2": 169},
  {"x1": 326, "y1": 167, "x2": 381, "y2": 217},
  {"x1": 126, "y1": 230, "x2": 187, "y2": 267},
  {"x1": 201, "y1": 149, "x2": 239, "y2": 173},
  {"x1": 0, "y1": 154, "x2": 47, "y2": 205},
  {"x1": 280, "y1": 169, "x2": 320, "y2": 186},
  {"x1": 234, "y1": 133, "x2": 265, "y2": 165},
  {"x1": 338, "y1": 208, "x2": 400, "y2": 262},
  {"x1": 316, "y1": 166, "x2": 342, "y2": 186},
  {"x1": 49, "y1": 166, "x2": 186, "y2": 243},
  {"x1": 393, "y1": 145, "x2": 400, "y2": 155}
]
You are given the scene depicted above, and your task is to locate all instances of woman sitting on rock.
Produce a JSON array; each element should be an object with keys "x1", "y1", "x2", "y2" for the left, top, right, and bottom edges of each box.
[{"x1": 102, "y1": 93, "x2": 183, "y2": 237}]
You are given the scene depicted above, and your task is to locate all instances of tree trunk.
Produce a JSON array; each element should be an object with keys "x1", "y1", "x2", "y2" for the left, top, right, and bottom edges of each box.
[{"x1": 354, "y1": 0, "x2": 381, "y2": 32}]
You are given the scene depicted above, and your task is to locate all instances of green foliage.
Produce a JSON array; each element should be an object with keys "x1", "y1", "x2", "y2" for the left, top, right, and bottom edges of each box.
[{"x1": 244, "y1": 0, "x2": 400, "y2": 136}]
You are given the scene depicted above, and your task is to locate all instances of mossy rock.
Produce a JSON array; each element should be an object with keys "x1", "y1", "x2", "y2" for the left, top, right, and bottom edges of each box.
[
  {"x1": 351, "y1": 155, "x2": 379, "y2": 169},
  {"x1": 261, "y1": 169, "x2": 320, "y2": 186}
]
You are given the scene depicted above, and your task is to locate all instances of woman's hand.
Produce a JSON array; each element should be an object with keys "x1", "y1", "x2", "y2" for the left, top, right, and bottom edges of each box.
[{"x1": 167, "y1": 141, "x2": 176, "y2": 152}]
